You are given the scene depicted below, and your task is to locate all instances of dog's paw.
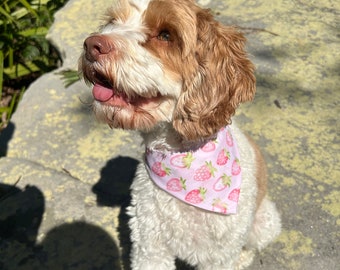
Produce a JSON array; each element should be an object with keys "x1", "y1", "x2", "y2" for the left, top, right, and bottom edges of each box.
[{"x1": 235, "y1": 249, "x2": 255, "y2": 270}]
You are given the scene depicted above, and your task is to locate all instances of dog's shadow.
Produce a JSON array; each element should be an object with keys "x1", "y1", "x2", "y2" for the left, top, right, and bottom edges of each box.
[
  {"x1": 92, "y1": 156, "x2": 195, "y2": 270},
  {"x1": 0, "y1": 183, "x2": 121, "y2": 269},
  {"x1": 92, "y1": 156, "x2": 138, "y2": 270}
]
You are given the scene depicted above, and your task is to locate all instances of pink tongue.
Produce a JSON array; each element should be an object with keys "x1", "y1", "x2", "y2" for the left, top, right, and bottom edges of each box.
[{"x1": 92, "y1": 84, "x2": 114, "y2": 102}]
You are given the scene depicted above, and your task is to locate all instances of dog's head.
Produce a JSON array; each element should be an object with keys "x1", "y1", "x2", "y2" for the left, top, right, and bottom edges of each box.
[{"x1": 80, "y1": 0, "x2": 255, "y2": 141}]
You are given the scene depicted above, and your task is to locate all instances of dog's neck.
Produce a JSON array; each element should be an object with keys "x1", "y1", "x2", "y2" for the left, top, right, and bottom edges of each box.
[
  {"x1": 141, "y1": 122, "x2": 217, "y2": 153},
  {"x1": 144, "y1": 124, "x2": 242, "y2": 214}
]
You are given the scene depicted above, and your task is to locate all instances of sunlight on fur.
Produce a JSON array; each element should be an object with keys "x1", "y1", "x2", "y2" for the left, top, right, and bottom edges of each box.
[{"x1": 79, "y1": 0, "x2": 281, "y2": 269}]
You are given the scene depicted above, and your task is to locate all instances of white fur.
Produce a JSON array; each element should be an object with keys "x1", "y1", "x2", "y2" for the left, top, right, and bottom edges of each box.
[
  {"x1": 127, "y1": 122, "x2": 281, "y2": 270},
  {"x1": 81, "y1": 0, "x2": 281, "y2": 268},
  {"x1": 100, "y1": 1, "x2": 182, "y2": 99}
]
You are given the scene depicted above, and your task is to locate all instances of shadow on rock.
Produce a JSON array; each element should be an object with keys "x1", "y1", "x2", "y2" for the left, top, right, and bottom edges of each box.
[
  {"x1": 92, "y1": 156, "x2": 139, "y2": 207},
  {"x1": 92, "y1": 156, "x2": 139, "y2": 270},
  {"x1": 0, "y1": 183, "x2": 121, "y2": 270},
  {"x1": 0, "y1": 183, "x2": 44, "y2": 246},
  {"x1": 92, "y1": 156, "x2": 195, "y2": 270},
  {"x1": 0, "y1": 122, "x2": 15, "y2": 157},
  {"x1": 39, "y1": 222, "x2": 121, "y2": 270}
]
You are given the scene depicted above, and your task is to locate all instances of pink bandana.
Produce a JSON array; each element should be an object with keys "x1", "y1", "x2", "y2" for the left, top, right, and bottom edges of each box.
[{"x1": 145, "y1": 126, "x2": 242, "y2": 215}]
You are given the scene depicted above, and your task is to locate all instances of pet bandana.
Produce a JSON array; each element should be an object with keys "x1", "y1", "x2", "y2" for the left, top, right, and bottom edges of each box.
[{"x1": 145, "y1": 126, "x2": 242, "y2": 215}]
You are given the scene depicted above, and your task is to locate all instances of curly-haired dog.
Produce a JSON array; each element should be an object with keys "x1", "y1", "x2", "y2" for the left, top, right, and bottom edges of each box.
[{"x1": 80, "y1": 0, "x2": 281, "y2": 269}]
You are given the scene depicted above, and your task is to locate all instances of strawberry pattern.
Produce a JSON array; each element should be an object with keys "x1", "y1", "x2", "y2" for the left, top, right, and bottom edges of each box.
[{"x1": 145, "y1": 126, "x2": 242, "y2": 215}]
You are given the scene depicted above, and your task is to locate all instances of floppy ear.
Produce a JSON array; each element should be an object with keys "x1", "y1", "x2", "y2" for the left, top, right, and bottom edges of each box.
[{"x1": 172, "y1": 10, "x2": 256, "y2": 141}]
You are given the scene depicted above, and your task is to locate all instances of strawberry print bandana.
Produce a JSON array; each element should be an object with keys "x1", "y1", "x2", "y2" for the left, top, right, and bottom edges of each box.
[{"x1": 145, "y1": 126, "x2": 242, "y2": 215}]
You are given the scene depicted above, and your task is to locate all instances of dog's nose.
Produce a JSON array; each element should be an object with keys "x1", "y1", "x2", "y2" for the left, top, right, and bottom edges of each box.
[{"x1": 84, "y1": 35, "x2": 114, "y2": 62}]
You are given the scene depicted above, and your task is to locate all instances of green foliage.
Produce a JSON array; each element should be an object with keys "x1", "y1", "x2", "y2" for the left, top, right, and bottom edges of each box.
[
  {"x1": 0, "y1": 0, "x2": 67, "y2": 130},
  {"x1": 58, "y1": 69, "x2": 80, "y2": 88}
]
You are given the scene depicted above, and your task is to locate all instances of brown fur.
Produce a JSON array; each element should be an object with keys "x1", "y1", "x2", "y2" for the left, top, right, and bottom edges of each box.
[
  {"x1": 80, "y1": 2, "x2": 281, "y2": 267},
  {"x1": 104, "y1": 0, "x2": 132, "y2": 24},
  {"x1": 143, "y1": 0, "x2": 256, "y2": 141},
  {"x1": 173, "y1": 9, "x2": 256, "y2": 141},
  {"x1": 81, "y1": 0, "x2": 255, "y2": 140}
]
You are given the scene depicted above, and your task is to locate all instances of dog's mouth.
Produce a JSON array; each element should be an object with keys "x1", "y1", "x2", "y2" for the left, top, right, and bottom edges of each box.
[
  {"x1": 92, "y1": 83, "x2": 129, "y2": 106},
  {"x1": 92, "y1": 82, "x2": 162, "y2": 108}
]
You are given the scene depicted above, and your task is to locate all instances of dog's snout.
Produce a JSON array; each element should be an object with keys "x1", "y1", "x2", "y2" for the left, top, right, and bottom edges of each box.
[{"x1": 84, "y1": 35, "x2": 114, "y2": 62}]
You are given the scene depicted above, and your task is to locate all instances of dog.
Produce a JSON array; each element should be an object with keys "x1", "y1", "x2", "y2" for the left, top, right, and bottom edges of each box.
[{"x1": 79, "y1": 0, "x2": 281, "y2": 269}]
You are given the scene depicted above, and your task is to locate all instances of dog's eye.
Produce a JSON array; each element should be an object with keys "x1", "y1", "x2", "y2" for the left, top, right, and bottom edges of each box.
[{"x1": 157, "y1": 30, "x2": 171, "y2": 42}]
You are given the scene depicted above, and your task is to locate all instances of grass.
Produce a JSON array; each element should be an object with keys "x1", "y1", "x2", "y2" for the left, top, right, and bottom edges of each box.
[{"x1": 0, "y1": 0, "x2": 68, "y2": 131}]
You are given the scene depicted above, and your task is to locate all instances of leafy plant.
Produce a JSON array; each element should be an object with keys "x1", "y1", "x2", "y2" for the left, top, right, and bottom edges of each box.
[
  {"x1": 0, "y1": 0, "x2": 67, "y2": 131},
  {"x1": 58, "y1": 69, "x2": 80, "y2": 88}
]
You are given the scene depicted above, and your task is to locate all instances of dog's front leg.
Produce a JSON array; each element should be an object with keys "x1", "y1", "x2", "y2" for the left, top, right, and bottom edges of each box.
[
  {"x1": 129, "y1": 235, "x2": 176, "y2": 270},
  {"x1": 128, "y1": 207, "x2": 177, "y2": 270},
  {"x1": 127, "y1": 164, "x2": 176, "y2": 270}
]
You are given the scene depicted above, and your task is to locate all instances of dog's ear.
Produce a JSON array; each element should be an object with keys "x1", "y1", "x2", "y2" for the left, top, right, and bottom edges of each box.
[{"x1": 172, "y1": 10, "x2": 255, "y2": 141}]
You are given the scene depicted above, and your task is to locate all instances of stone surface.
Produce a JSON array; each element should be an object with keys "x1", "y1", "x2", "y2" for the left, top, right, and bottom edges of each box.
[{"x1": 0, "y1": 0, "x2": 339, "y2": 269}]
